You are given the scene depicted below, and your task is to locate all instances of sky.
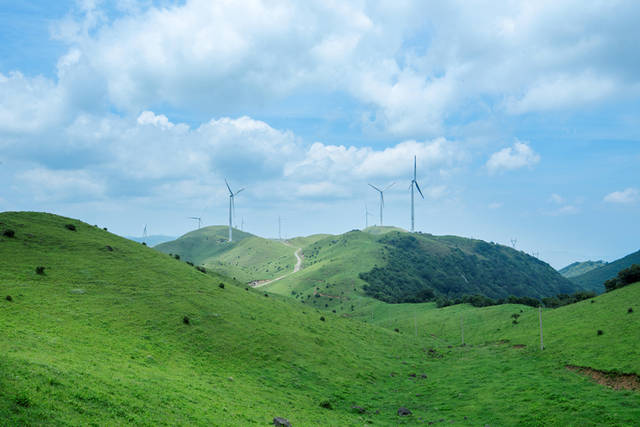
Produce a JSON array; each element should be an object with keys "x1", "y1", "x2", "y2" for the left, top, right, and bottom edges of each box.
[{"x1": 0, "y1": 0, "x2": 639, "y2": 268}]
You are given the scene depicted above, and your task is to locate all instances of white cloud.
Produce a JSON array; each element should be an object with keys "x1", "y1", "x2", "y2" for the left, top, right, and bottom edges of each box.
[
  {"x1": 549, "y1": 193, "x2": 564, "y2": 204},
  {"x1": 486, "y1": 141, "x2": 540, "y2": 174},
  {"x1": 16, "y1": 168, "x2": 106, "y2": 202},
  {"x1": 488, "y1": 202, "x2": 503, "y2": 209},
  {"x1": 604, "y1": 188, "x2": 639, "y2": 204},
  {"x1": 137, "y1": 111, "x2": 175, "y2": 129}
]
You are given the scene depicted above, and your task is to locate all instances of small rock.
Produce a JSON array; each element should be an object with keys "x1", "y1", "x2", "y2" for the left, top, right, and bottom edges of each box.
[
  {"x1": 227, "y1": 376, "x2": 233, "y2": 381},
  {"x1": 398, "y1": 407, "x2": 412, "y2": 416},
  {"x1": 273, "y1": 417, "x2": 292, "y2": 427}
]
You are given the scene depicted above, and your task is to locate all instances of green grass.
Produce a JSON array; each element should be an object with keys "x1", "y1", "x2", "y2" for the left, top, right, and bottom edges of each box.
[
  {"x1": 1, "y1": 212, "x2": 639, "y2": 425},
  {"x1": 155, "y1": 226, "x2": 296, "y2": 282},
  {"x1": 559, "y1": 260, "x2": 608, "y2": 278}
]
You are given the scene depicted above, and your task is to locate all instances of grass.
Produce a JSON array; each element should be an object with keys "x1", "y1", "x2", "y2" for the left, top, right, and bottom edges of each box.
[
  {"x1": 1, "y1": 212, "x2": 639, "y2": 425},
  {"x1": 155, "y1": 226, "x2": 296, "y2": 282}
]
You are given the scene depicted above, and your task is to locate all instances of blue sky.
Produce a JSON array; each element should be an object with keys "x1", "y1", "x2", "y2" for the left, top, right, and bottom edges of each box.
[{"x1": 1, "y1": 0, "x2": 639, "y2": 268}]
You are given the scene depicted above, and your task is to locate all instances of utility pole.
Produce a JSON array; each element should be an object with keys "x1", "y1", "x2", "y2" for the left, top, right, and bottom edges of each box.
[
  {"x1": 539, "y1": 306, "x2": 544, "y2": 350},
  {"x1": 510, "y1": 238, "x2": 518, "y2": 249}
]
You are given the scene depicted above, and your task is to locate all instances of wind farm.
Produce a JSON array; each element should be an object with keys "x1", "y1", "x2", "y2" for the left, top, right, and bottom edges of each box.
[{"x1": 2, "y1": 2, "x2": 639, "y2": 426}]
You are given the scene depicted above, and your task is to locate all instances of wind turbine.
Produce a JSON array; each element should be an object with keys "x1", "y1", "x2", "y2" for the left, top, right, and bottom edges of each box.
[
  {"x1": 409, "y1": 156, "x2": 424, "y2": 232},
  {"x1": 368, "y1": 182, "x2": 395, "y2": 226},
  {"x1": 188, "y1": 216, "x2": 201, "y2": 229},
  {"x1": 364, "y1": 203, "x2": 374, "y2": 229},
  {"x1": 225, "y1": 179, "x2": 244, "y2": 242}
]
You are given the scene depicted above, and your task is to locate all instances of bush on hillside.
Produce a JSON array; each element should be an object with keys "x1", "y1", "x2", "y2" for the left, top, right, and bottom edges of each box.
[
  {"x1": 196, "y1": 266, "x2": 206, "y2": 273},
  {"x1": 64, "y1": 224, "x2": 76, "y2": 231},
  {"x1": 173, "y1": 254, "x2": 180, "y2": 260},
  {"x1": 604, "y1": 264, "x2": 640, "y2": 292},
  {"x1": 2, "y1": 229, "x2": 15, "y2": 238},
  {"x1": 183, "y1": 316, "x2": 190, "y2": 325},
  {"x1": 5, "y1": 295, "x2": 12, "y2": 302},
  {"x1": 218, "y1": 283, "x2": 225, "y2": 289},
  {"x1": 35, "y1": 266, "x2": 45, "y2": 275}
]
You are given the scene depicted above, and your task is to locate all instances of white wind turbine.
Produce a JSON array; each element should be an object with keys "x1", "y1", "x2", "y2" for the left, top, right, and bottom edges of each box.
[
  {"x1": 225, "y1": 179, "x2": 244, "y2": 242},
  {"x1": 409, "y1": 156, "x2": 424, "y2": 232},
  {"x1": 368, "y1": 182, "x2": 395, "y2": 226},
  {"x1": 364, "y1": 203, "x2": 374, "y2": 229}
]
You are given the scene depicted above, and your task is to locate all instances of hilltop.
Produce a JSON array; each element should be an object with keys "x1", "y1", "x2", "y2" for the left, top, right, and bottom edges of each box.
[
  {"x1": 559, "y1": 260, "x2": 608, "y2": 278},
  {"x1": 155, "y1": 226, "x2": 296, "y2": 282},
  {"x1": 570, "y1": 249, "x2": 640, "y2": 292},
  {"x1": 266, "y1": 229, "x2": 580, "y2": 312},
  {"x1": 126, "y1": 234, "x2": 176, "y2": 246},
  {"x1": 0, "y1": 212, "x2": 638, "y2": 425}
]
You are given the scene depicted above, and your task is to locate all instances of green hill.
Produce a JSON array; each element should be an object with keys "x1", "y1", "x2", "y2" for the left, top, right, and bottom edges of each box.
[
  {"x1": 155, "y1": 226, "x2": 296, "y2": 282},
  {"x1": 362, "y1": 225, "x2": 406, "y2": 235},
  {"x1": 570, "y1": 249, "x2": 640, "y2": 292},
  {"x1": 1, "y1": 212, "x2": 638, "y2": 425},
  {"x1": 266, "y1": 230, "x2": 579, "y2": 312},
  {"x1": 559, "y1": 260, "x2": 608, "y2": 278},
  {"x1": 126, "y1": 234, "x2": 176, "y2": 246}
]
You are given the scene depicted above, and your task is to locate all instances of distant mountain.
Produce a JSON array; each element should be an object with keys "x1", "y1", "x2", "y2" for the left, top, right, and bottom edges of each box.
[
  {"x1": 126, "y1": 235, "x2": 176, "y2": 246},
  {"x1": 570, "y1": 249, "x2": 640, "y2": 293},
  {"x1": 559, "y1": 260, "x2": 608, "y2": 278},
  {"x1": 154, "y1": 226, "x2": 296, "y2": 282}
]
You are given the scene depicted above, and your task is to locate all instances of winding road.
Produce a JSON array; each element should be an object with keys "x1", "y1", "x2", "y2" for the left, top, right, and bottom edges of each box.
[{"x1": 250, "y1": 242, "x2": 302, "y2": 288}]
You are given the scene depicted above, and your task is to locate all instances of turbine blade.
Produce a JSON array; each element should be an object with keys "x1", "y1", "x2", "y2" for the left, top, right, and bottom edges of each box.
[
  {"x1": 414, "y1": 156, "x2": 417, "y2": 180},
  {"x1": 381, "y1": 192, "x2": 384, "y2": 207},
  {"x1": 225, "y1": 179, "x2": 233, "y2": 195},
  {"x1": 368, "y1": 183, "x2": 382, "y2": 192},
  {"x1": 384, "y1": 182, "x2": 395, "y2": 192},
  {"x1": 235, "y1": 188, "x2": 245, "y2": 196},
  {"x1": 414, "y1": 181, "x2": 424, "y2": 199}
]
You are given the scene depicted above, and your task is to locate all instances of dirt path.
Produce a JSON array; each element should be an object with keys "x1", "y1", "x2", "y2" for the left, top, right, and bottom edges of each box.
[{"x1": 249, "y1": 242, "x2": 302, "y2": 288}]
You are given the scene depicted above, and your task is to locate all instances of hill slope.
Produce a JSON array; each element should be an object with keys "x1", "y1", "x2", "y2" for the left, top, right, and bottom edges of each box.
[
  {"x1": 570, "y1": 249, "x2": 640, "y2": 292},
  {"x1": 0, "y1": 212, "x2": 638, "y2": 425},
  {"x1": 559, "y1": 260, "x2": 608, "y2": 278},
  {"x1": 266, "y1": 230, "x2": 579, "y2": 311},
  {"x1": 155, "y1": 226, "x2": 296, "y2": 282}
]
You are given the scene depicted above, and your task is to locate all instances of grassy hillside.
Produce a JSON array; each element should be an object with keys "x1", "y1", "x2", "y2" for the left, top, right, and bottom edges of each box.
[
  {"x1": 362, "y1": 225, "x2": 406, "y2": 235},
  {"x1": 286, "y1": 234, "x2": 332, "y2": 249},
  {"x1": 155, "y1": 226, "x2": 296, "y2": 282},
  {"x1": 0, "y1": 212, "x2": 638, "y2": 425},
  {"x1": 570, "y1": 249, "x2": 640, "y2": 292},
  {"x1": 266, "y1": 230, "x2": 579, "y2": 312},
  {"x1": 559, "y1": 260, "x2": 608, "y2": 278}
]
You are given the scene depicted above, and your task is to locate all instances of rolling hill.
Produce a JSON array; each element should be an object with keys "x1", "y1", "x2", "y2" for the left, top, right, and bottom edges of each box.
[
  {"x1": 0, "y1": 211, "x2": 638, "y2": 425},
  {"x1": 559, "y1": 260, "x2": 608, "y2": 278},
  {"x1": 266, "y1": 229, "x2": 581, "y2": 313},
  {"x1": 155, "y1": 226, "x2": 296, "y2": 282},
  {"x1": 126, "y1": 234, "x2": 176, "y2": 246},
  {"x1": 570, "y1": 249, "x2": 640, "y2": 292}
]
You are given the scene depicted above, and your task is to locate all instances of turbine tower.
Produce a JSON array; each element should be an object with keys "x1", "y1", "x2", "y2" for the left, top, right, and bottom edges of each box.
[
  {"x1": 410, "y1": 156, "x2": 424, "y2": 232},
  {"x1": 225, "y1": 179, "x2": 244, "y2": 242},
  {"x1": 368, "y1": 182, "x2": 395, "y2": 226},
  {"x1": 188, "y1": 216, "x2": 201, "y2": 229},
  {"x1": 364, "y1": 203, "x2": 374, "y2": 228}
]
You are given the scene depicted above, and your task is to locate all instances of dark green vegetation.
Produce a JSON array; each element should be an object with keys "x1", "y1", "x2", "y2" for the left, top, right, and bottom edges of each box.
[
  {"x1": 360, "y1": 232, "x2": 579, "y2": 303},
  {"x1": 559, "y1": 260, "x2": 608, "y2": 278},
  {"x1": 570, "y1": 249, "x2": 640, "y2": 292},
  {"x1": 1, "y1": 212, "x2": 639, "y2": 425},
  {"x1": 155, "y1": 226, "x2": 296, "y2": 282},
  {"x1": 604, "y1": 264, "x2": 640, "y2": 292}
]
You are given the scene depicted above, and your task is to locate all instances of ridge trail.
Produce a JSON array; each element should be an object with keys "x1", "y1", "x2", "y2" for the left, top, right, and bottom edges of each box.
[{"x1": 249, "y1": 241, "x2": 302, "y2": 287}]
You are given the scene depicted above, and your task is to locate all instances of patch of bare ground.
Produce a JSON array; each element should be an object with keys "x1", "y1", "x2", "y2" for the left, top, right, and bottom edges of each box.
[
  {"x1": 566, "y1": 365, "x2": 640, "y2": 391},
  {"x1": 512, "y1": 344, "x2": 526, "y2": 349}
]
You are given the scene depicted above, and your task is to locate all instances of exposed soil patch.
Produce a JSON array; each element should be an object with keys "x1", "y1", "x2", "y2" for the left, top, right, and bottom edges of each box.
[
  {"x1": 512, "y1": 344, "x2": 526, "y2": 349},
  {"x1": 566, "y1": 365, "x2": 640, "y2": 391}
]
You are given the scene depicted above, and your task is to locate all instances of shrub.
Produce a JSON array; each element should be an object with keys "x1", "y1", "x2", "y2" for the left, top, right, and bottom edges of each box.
[
  {"x1": 14, "y1": 394, "x2": 31, "y2": 408},
  {"x1": 597, "y1": 329, "x2": 603, "y2": 336},
  {"x1": 2, "y1": 229, "x2": 15, "y2": 238},
  {"x1": 196, "y1": 266, "x2": 206, "y2": 273},
  {"x1": 394, "y1": 328, "x2": 400, "y2": 333},
  {"x1": 186, "y1": 261, "x2": 194, "y2": 266},
  {"x1": 320, "y1": 316, "x2": 325, "y2": 322},
  {"x1": 218, "y1": 283, "x2": 225, "y2": 289},
  {"x1": 319, "y1": 401, "x2": 333, "y2": 409},
  {"x1": 142, "y1": 242, "x2": 147, "y2": 246},
  {"x1": 264, "y1": 293, "x2": 269, "y2": 297},
  {"x1": 605, "y1": 264, "x2": 640, "y2": 292},
  {"x1": 628, "y1": 307, "x2": 634, "y2": 314},
  {"x1": 35, "y1": 266, "x2": 45, "y2": 275},
  {"x1": 64, "y1": 223, "x2": 76, "y2": 231},
  {"x1": 105, "y1": 245, "x2": 113, "y2": 252},
  {"x1": 183, "y1": 316, "x2": 190, "y2": 325},
  {"x1": 103, "y1": 227, "x2": 107, "y2": 231},
  {"x1": 173, "y1": 254, "x2": 180, "y2": 260},
  {"x1": 5, "y1": 295, "x2": 12, "y2": 302}
]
